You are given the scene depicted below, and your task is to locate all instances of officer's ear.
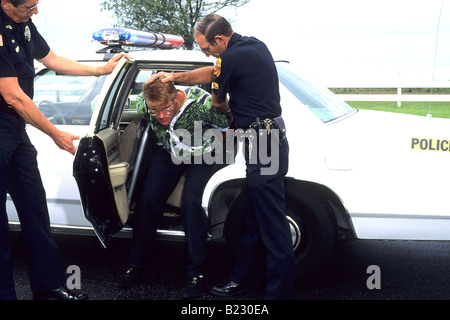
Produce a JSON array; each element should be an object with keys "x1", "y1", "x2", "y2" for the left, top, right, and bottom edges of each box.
[
  {"x1": 213, "y1": 35, "x2": 230, "y2": 49},
  {"x1": 214, "y1": 35, "x2": 225, "y2": 46},
  {"x1": 2, "y1": 0, "x2": 12, "y2": 10}
]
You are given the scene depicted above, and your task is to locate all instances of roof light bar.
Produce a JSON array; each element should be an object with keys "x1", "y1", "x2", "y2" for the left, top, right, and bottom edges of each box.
[{"x1": 92, "y1": 28, "x2": 184, "y2": 49}]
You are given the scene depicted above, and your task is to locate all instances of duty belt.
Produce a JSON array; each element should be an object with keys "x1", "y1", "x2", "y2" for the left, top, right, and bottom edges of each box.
[{"x1": 249, "y1": 116, "x2": 286, "y2": 139}]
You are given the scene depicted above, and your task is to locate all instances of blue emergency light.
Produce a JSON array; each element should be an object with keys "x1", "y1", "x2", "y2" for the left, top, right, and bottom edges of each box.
[{"x1": 92, "y1": 28, "x2": 184, "y2": 49}]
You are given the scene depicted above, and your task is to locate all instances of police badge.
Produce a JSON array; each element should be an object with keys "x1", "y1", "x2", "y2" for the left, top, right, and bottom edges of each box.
[{"x1": 24, "y1": 26, "x2": 31, "y2": 42}]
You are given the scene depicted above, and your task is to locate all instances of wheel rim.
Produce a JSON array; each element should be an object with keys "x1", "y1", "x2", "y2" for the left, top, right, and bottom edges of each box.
[
  {"x1": 287, "y1": 216, "x2": 301, "y2": 251},
  {"x1": 287, "y1": 207, "x2": 314, "y2": 265}
]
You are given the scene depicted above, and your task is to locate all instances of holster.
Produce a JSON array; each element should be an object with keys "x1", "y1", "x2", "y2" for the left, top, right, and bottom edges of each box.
[{"x1": 273, "y1": 116, "x2": 287, "y2": 140}]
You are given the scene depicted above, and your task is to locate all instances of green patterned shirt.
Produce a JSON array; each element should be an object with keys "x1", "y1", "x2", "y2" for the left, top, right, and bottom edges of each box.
[{"x1": 136, "y1": 87, "x2": 229, "y2": 161}]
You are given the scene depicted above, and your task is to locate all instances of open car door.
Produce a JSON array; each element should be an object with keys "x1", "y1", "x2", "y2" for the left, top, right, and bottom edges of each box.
[
  {"x1": 73, "y1": 59, "x2": 137, "y2": 247},
  {"x1": 73, "y1": 131, "x2": 130, "y2": 247},
  {"x1": 73, "y1": 55, "x2": 216, "y2": 247}
]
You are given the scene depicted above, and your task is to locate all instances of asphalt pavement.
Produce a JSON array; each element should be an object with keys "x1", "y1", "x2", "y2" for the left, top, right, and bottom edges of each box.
[{"x1": 9, "y1": 231, "x2": 450, "y2": 305}]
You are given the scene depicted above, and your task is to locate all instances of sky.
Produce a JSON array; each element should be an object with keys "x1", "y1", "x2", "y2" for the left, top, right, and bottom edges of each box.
[{"x1": 32, "y1": 0, "x2": 450, "y2": 84}]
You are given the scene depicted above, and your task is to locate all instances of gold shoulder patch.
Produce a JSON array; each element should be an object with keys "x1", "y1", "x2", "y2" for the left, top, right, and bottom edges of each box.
[
  {"x1": 213, "y1": 58, "x2": 222, "y2": 78},
  {"x1": 212, "y1": 82, "x2": 219, "y2": 90}
]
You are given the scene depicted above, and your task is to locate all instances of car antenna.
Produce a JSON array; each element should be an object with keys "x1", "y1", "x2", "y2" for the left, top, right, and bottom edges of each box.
[{"x1": 428, "y1": 0, "x2": 444, "y2": 119}]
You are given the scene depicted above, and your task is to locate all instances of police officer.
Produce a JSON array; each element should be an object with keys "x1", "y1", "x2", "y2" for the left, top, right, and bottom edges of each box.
[
  {"x1": 0, "y1": 0, "x2": 128, "y2": 300},
  {"x1": 154, "y1": 14, "x2": 294, "y2": 300}
]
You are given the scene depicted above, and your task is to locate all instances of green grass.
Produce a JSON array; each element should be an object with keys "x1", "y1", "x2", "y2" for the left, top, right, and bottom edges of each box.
[
  {"x1": 331, "y1": 88, "x2": 450, "y2": 94},
  {"x1": 347, "y1": 101, "x2": 450, "y2": 119}
]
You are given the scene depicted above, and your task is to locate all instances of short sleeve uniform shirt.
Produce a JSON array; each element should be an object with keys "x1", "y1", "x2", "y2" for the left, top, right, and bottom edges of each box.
[
  {"x1": 212, "y1": 33, "x2": 281, "y2": 129},
  {"x1": 0, "y1": 7, "x2": 50, "y2": 108}
]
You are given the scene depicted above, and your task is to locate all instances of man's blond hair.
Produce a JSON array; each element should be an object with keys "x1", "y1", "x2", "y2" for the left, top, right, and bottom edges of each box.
[{"x1": 143, "y1": 78, "x2": 177, "y2": 110}]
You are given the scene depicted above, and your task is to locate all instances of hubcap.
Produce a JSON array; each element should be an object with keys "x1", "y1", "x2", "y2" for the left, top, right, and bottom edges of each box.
[{"x1": 287, "y1": 216, "x2": 301, "y2": 251}]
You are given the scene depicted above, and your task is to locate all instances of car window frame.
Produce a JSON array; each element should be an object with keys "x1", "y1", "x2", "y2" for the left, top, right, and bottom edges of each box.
[{"x1": 96, "y1": 61, "x2": 135, "y2": 133}]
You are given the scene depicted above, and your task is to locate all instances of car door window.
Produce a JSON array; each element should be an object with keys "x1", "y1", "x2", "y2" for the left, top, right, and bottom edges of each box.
[
  {"x1": 97, "y1": 64, "x2": 132, "y2": 132},
  {"x1": 126, "y1": 69, "x2": 155, "y2": 110},
  {"x1": 34, "y1": 69, "x2": 107, "y2": 125}
]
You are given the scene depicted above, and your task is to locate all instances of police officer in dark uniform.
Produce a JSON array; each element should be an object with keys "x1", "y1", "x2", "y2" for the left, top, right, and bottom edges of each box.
[
  {"x1": 154, "y1": 14, "x2": 294, "y2": 300},
  {"x1": 0, "y1": 0, "x2": 127, "y2": 300}
]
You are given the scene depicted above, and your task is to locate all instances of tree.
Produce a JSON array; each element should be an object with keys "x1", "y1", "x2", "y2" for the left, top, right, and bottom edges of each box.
[{"x1": 100, "y1": 0, "x2": 251, "y2": 50}]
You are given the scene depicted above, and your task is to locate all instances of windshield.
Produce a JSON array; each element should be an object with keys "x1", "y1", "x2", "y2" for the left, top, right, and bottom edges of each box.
[
  {"x1": 276, "y1": 62, "x2": 355, "y2": 123},
  {"x1": 33, "y1": 69, "x2": 107, "y2": 125}
]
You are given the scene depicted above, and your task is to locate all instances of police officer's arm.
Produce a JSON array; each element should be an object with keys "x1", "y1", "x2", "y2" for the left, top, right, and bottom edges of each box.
[
  {"x1": 212, "y1": 93, "x2": 233, "y2": 124},
  {"x1": 212, "y1": 94, "x2": 228, "y2": 112},
  {"x1": 151, "y1": 66, "x2": 216, "y2": 84},
  {"x1": 154, "y1": 67, "x2": 232, "y2": 122},
  {"x1": 0, "y1": 77, "x2": 79, "y2": 155},
  {"x1": 38, "y1": 50, "x2": 130, "y2": 76}
]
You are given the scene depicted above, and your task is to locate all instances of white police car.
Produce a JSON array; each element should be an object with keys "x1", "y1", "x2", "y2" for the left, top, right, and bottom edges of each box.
[{"x1": 7, "y1": 28, "x2": 450, "y2": 285}]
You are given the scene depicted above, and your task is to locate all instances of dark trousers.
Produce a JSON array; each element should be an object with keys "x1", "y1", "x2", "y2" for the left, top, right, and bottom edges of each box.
[
  {"x1": 230, "y1": 132, "x2": 294, "y2": 300},
  {"x1": 0, "y1": 113, "x2": 65, "y2": 300},
  {"x1": 129, "y1": 147, "x2": 222, "y2": 277}
]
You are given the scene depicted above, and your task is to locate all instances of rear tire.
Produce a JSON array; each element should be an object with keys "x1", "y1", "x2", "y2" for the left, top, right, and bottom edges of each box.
[{"x1": 224, "y1": 188, "x2": 337, "y2": 286}]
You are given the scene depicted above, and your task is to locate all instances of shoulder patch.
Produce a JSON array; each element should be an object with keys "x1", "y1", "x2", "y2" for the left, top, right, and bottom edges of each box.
[
  {"x1": 212, "y1": 82, "x2": 219, "y2": 90},
  {"x1": 213, "y1": 58, "x2": 222, "y2": 78}
]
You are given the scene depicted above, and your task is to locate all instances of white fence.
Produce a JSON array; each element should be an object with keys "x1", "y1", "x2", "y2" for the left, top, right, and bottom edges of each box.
[{"x1": 323, "y1": 80, "x2": 450, "y2": 105}]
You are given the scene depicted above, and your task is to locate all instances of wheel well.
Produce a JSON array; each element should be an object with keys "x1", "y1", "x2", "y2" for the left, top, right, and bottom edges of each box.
[
  {"x1": 207, "y1": 178, "x2": 246, "y2": 239},
  {"x1": 208, "y1": 177, "x2": 356, "y2": 240},
  {"x1": 284, "y1": 178, "x2": 356, "y2": 240}
]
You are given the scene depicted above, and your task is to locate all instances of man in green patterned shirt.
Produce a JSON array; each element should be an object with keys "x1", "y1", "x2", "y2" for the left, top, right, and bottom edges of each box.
[
  {"x1": 118, "y1": 78, "x2": 229, "y2": 299},
  {"x1": 136, "y1": 80, "x2": 229, "y2": 162}
]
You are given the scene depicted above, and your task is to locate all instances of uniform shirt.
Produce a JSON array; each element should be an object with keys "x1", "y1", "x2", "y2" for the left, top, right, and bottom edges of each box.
[
  {"x1": 0, "y1": 6, "x2": 50, "y2": 108},
  {"x1": 136, "y1": 87, "x2": 229, "y2": 161},
  {"x1": 212, "y1": 33, "x2": 281, "y2": 129}
]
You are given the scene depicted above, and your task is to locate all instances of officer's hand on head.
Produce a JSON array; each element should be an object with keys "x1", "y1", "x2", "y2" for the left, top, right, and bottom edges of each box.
[{"x1": 148, "y1": 72, "x2": 174, "y2": 84}]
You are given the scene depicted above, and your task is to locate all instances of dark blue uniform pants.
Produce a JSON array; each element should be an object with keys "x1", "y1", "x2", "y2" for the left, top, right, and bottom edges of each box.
[
  {"x1": 230, "y1": 133, "x2": 294, "y2": 300},
  {"x1": 129, "y1": 147, "x2": 222, "y2": 277},
  {"x1": 0, "y1": 113, "x2": 65, "y2": 300}
]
